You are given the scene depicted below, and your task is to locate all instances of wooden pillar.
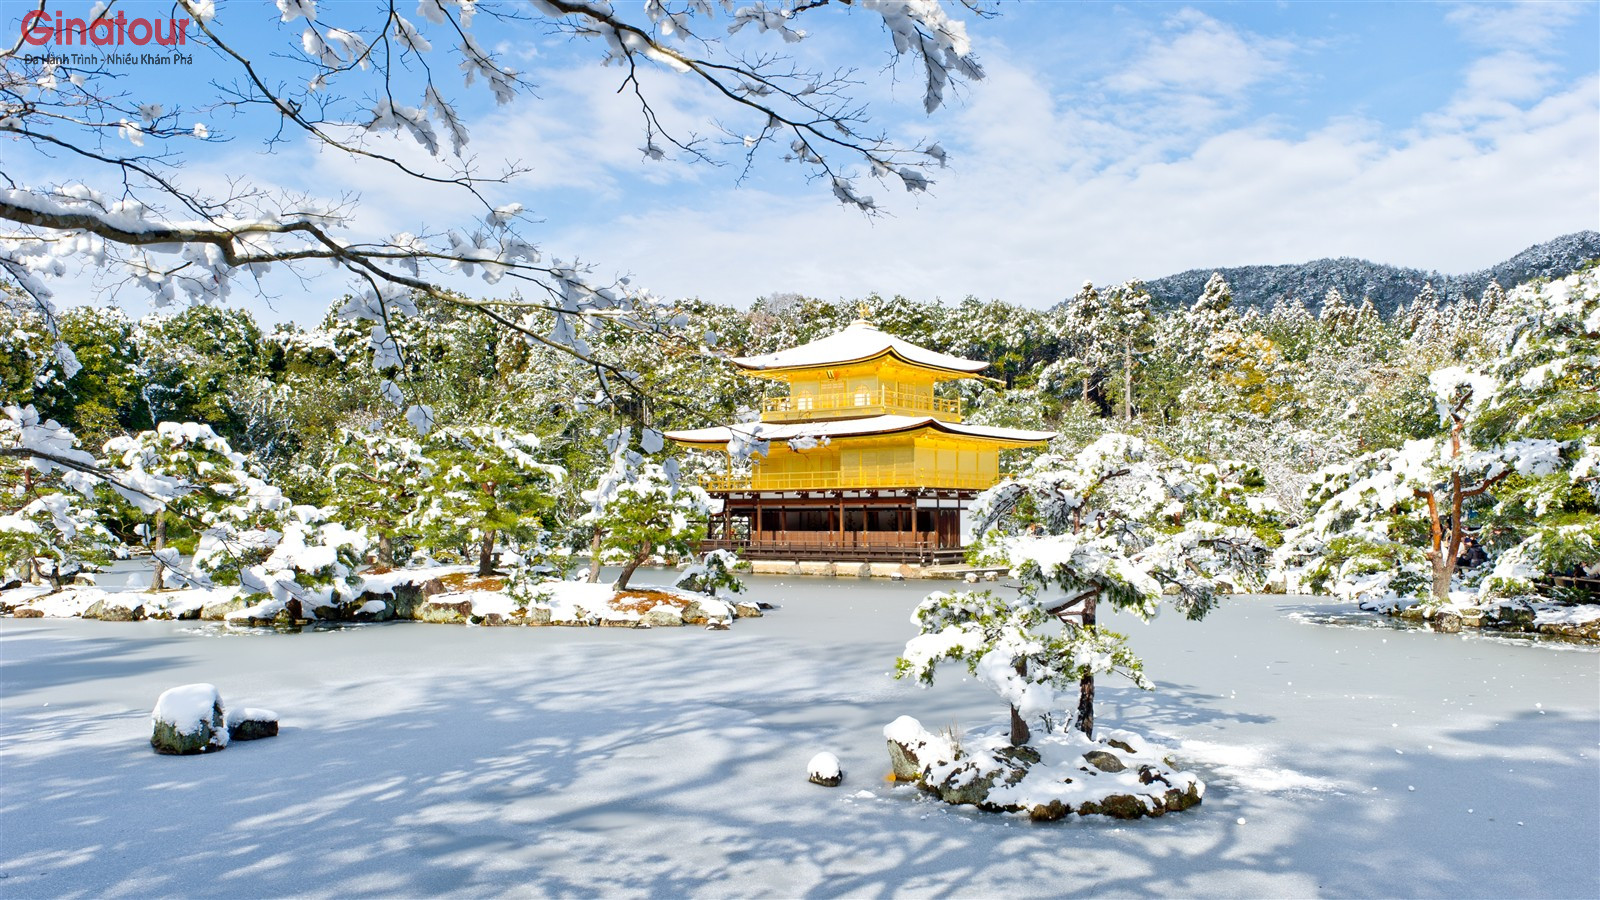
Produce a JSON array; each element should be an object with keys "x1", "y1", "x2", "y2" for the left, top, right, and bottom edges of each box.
[{"x1": 838, "y1": 493, "x2": 845, "y2": 550}]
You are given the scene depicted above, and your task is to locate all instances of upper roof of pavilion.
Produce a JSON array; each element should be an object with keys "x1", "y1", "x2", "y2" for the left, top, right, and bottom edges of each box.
[
  {"x1": 664, "y1": 415, "x2": 1056, "y2": 448},
  {"x1": 730, "y1": 320, "x2": 988, "y2": 379}
]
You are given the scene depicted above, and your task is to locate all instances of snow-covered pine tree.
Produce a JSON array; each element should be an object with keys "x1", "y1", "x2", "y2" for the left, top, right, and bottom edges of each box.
[
  {"x1": 418, "y1": 426, "x2": 565, "y2": 577},
  {"x1": 1469, "y1": 267, "x2": 1599, "y2": 600},
  {"x1": 325, "y1": 427, "x2": 434, "y2": 568},
  {"x1": 1401, "y1": 282, "x2": 1441, "y2": 335},
  {"x1": 897, "y1": 435, "x2": 1273, "y2": 744},
  {"x1": 582, "y1": 441, "x2": 711, "y2": 591},
  {"x1": 1318, "y1": 287, "x2": 1357, "y2": 338},
  {"x1": 1182, "y1": 272, "x2": 1238, "y2": 357},
  {"x1": 103, "y1": 422, "x2": 286, "y2": 590},
  {"x1": 209, "y1": 504, "x2": 371, "y2": 621},
  {"x1": 1282, "y1": 271, "x2": 1597, "y2": 609},
  {"x1": 1105, "y1": 281, "x2": 1154, "y2": 421},
  {"x1": 1353, "y1": 297, "x2": 1382, "y2": 333},
  {"x1": 1059, "y1": 282, "x2": 1115, "y2": 408}
]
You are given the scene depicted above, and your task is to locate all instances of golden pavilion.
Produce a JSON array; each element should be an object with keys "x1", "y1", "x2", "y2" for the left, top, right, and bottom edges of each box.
[{"x1": 665, "y1": 318, "x2": 1055, "y2": 563}]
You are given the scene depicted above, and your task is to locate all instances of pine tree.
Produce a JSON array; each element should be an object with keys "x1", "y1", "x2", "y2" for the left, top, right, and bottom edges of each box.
[
  {"x1": 325, "y1": 428, "x2": 434, "y2": 568},
  {"x1": 898, "y1": 435, "x2": 1272, "y2": 742},
  {"x1": 1282, "y1": 269, "x2": 1599, "y2": 607},
  {"x1": 0, "y1": 407, "x2": 116, "y2": 589},
  {"x1": 1401, "y1": 282, "x2": 1441, "y2": 335},
  {"x1": 1183, "y1": 272, "x2": 1237, "y2": 356},
  {"x1": 418, "y1": 426, "x2": 564, "y2": 576},
  {"x1": 582, "y1": 446, "x2": 711, "y2": 591},
  {"x1": 1318, "y1": 287, "x2": 1357, "y2": 336},
  {"x1": 1106, "y1": 281, "x2": 1153, "y2": 422},
  {"x1": 1060, "y1": 282, "x2": 1115, "y2": 408}
]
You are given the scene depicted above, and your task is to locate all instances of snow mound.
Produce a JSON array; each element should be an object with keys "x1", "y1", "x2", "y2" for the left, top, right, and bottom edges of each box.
[
  {"x1": 807, "y1": 752, "x2": 843, "y2": 786},
  {"x1": 225, "y1": 706, "x2": 279, "y2": 727}
]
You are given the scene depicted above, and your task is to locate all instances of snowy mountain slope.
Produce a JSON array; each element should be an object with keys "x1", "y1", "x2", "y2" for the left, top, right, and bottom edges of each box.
[{"x1": 1126, "y1": 231, "x2": 1600, "y2": 315}]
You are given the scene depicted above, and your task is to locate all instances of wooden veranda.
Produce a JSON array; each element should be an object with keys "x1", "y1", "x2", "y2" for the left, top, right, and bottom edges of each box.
[{"x1": 702, "y1": 487, "x2": 974, "y2": 565}]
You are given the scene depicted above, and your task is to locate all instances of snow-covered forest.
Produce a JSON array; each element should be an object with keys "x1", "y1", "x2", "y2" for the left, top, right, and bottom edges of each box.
[{"x1": 3, "y1": 249, "x2": 1596, "y2": 629}]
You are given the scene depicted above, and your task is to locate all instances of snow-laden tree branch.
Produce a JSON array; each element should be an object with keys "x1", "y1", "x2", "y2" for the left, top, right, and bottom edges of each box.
[{"x1": 1, "y1": 0, "x2": 989, "y2": 430}]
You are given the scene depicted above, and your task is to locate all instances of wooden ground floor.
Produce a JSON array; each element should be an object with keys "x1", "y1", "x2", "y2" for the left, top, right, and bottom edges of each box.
[{"x1": 702, "y1": 487, "x2": 975, "y2": 564}]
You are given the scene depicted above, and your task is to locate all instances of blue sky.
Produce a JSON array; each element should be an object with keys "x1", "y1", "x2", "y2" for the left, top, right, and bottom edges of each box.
[{"x1": 9, "y1": 1, "x2": 1598, "y2": 325}]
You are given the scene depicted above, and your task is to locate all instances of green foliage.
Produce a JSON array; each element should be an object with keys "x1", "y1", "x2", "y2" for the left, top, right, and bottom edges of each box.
[
  {"x1": 138, "y1": 306, "x2": 266, "y2": 436},
  {"x1": 895, "y1": 589, "x2": 1148, "y2": 691}
]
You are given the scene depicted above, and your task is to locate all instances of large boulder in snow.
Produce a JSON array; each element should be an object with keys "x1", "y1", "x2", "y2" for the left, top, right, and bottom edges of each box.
[
  {"x1": 84, "y1": 599, "x2": 145, "y2": 621},
  {"x1": 1487, "y1": 601, "x2": 1536, "y2": 627},
  {"x1": 681, "y1": 597, "x2": 733, "y2": 627},
  {"x1": 151, "y1": 684, "x2": 228, "y2": 755},
  {"x1": 884, "y1": 715, "x2": 955, "y2": 781},
  {"x1": 13, "y1": 607, "x2": 43, "y2": 618},
  {"x1": 387, "y1": 578, "x2": 448, "y2": 619},
  {"x1": 1430, "y1": 610, "x2": 1463, "y2": 633},
  {"x1": 931, "y1": 744, "x2": 1040, "y2": 808},
  {"x1": 226, "y1": 707, "x2": 279, "y2": 742},
  {"x1": 643, "y1": 605, "x2": 683, "y2": 627},
  {"x1": 417, "y1": 599, "x2": 472, "y2": 624},
  {"x1": 200, "y1": 597, "x2": 250, "y2": 621},
  {"x1": 1082, "y1": 749, "x2": 1127, "y2": 773},
  {"x1": 352, "y1": 598, "x2": 392, "y2": 622}
]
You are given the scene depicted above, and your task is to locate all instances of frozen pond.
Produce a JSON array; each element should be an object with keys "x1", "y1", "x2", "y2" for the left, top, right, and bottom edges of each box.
[{"x1": 2, "y1": 575, "x2": 1597, "y2": 898}]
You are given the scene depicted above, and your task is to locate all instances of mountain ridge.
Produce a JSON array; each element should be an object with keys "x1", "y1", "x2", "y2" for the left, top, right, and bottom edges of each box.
[{"x1": 1122, "y1": 231, "x2": 1600, "y2": 316}]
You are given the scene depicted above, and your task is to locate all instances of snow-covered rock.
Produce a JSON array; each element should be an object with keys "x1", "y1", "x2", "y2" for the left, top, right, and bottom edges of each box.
[
  {"x1": 884, "y1": 715, "x2": 955, "y2": 781},
  {"x1": 151, "y1": 684, "x2": 227, "y2": 755},
  {"x1": 643, "y1": 604, "x2": 684, "y2": 627},
  {"x1": 200, "y1": 595, "x2": 250, "y2": 621},
  {"x1": 807, "y1": 752, "x2": 842, "y2": 787},
  {"x1": 417, "y1": 599, "x2": 473, "y2": 624},
  {"x1": 226, "y1": 707, "x2": 279, "y2": 742},
  {"x1": 83, "y1": 598, "x2": 145, "y2": 621}
]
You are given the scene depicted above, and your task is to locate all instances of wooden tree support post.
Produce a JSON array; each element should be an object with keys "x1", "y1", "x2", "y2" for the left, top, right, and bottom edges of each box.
[{"x1": 1077, "y1": 591, "x2": 1097, "y2": 738}]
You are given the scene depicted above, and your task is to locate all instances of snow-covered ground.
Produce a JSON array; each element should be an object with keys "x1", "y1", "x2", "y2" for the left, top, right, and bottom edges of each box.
[{"x1": 2, "y1": 576, "x2": 1596, "y2": 898}]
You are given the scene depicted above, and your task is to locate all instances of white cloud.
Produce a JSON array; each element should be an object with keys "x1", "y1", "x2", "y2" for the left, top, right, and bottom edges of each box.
[
  {"x1": 537, "y1": 58, "x2": 1597, "y2": 309},
  {"x1": 1445, "y1": 1, "x2": 1585, "y2": 48},
  {"x1": 1104, "y1": 8, "x2": 1298, "y2": 98}
]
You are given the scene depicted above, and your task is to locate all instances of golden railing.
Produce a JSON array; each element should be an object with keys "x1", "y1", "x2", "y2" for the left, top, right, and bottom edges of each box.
[
  {"x1": 701, "y1": 466, "x2": 1004, "y2": 492},
  {"x1": 760, "y1": 387, "x2": 961, "y2": 421}
]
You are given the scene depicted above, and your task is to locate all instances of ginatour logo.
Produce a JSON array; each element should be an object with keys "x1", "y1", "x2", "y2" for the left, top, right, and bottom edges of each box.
[{"x1": 21, "y1": 9, "x2": 190, "y2": 47}]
